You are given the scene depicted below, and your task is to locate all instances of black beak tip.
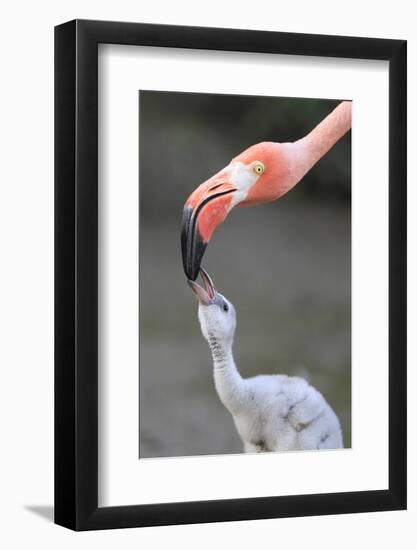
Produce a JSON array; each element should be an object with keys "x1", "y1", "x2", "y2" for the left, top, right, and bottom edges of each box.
[
  {"x1": 187, "y1": 237, "x2": 207, "y2": 281},
  {"x1": 184, "y1": 262, "x2": 201, "y2": 282},
  {"x1": 181, "y1": 206, "x2": 207, "y2": 281}
]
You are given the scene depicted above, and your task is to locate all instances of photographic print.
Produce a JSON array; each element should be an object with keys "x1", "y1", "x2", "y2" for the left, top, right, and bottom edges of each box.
[
  {"x1": 139, "y1": 92, "x2": 351, "y2": 458},
  {"x1": 55, "y1": 20, "x2": 406, "y2": 530}
]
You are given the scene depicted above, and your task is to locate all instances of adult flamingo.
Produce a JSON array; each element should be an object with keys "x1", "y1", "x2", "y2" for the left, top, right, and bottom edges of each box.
[{"x1": 181, "y1": 101, "x2": 351, "y2": 280}]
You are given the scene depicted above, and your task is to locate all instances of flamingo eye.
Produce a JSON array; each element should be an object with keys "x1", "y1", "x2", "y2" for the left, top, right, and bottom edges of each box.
[
  {"x1": 252, "y1": 161, "x2": 265, "y2": 175},
  {"x1": 223, "y1": 303, "x2": 229, "y2": 312}
]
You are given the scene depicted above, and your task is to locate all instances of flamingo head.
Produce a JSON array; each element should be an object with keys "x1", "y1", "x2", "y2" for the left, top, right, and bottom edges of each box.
[
  {"x1": 181, "y1": 141, "x2": 295, "y2": 280},
  {"x1": 187, "y1": 268, "x2": 236, "y2": 344}
]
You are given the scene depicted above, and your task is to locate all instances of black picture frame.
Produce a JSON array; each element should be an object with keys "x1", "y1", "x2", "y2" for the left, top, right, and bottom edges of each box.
[{"x1": 55, "y1": 19, "x2": 407, "y2": 531}]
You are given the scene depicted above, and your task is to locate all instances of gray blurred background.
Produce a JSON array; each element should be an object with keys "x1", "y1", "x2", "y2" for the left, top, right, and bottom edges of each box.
[{"x1": 139, "y1": 92, "x2": 351, "y2": 458}]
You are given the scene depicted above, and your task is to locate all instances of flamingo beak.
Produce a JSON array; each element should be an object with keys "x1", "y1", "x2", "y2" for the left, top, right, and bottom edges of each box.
[
  {"x1": 181, "y1": 171, "x2": 237, "y2": 280},
  {"x1": 187, "y1": 267, "x2": 216, "y2": 305}
]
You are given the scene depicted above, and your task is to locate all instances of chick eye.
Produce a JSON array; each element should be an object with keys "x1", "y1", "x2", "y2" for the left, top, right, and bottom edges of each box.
[
  {"x1": 252, "y1": 161, "x2": 265, "y2": 175},
  {"x1": 223, "y1": 303, "x2": 229, "y2": 312}
]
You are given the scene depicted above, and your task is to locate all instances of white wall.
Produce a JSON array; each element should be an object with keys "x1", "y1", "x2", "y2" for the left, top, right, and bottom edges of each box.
[{"x1": 0, "y1": 1, "x2": 415, "y2": 548}]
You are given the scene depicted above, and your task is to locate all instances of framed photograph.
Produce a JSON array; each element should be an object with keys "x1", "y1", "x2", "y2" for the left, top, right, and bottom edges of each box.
[{"x1": 55, "y1": 19, "x2": 406, "y2": 530}]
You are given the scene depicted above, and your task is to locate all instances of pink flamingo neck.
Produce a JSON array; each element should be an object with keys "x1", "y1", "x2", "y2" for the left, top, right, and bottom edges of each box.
[{"x1": 294, "y1": 101, "x2": 352, "y2": 177}]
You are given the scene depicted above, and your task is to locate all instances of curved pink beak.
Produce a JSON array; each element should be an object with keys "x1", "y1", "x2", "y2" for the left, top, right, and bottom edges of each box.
[{"x1": 181, "y1": 171, "x2": 237, "y2": 280}]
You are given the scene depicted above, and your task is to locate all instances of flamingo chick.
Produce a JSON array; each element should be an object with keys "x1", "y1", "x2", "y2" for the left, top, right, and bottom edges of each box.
[
  {"x1": 182, "y1": 101, "x2": 351, "y2": 280},
  {"x1": 188, "y1": 269, "x2": 344, "y2": 453}
]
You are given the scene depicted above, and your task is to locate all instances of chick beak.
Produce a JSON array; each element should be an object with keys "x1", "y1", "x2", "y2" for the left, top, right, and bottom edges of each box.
[{"x1": 187, "y1": 267, "x2": 216, "y2": 305}]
